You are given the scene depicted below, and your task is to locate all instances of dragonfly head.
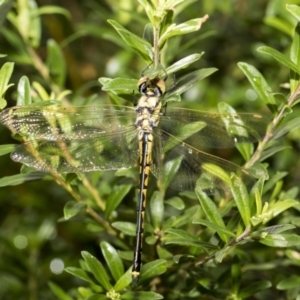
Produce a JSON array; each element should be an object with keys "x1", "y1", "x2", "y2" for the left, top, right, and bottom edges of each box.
[{"x1": 138, "y1": 76, "x2": 166, "y2": 97}]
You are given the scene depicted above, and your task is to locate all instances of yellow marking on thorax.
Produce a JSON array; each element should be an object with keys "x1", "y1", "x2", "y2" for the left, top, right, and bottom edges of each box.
[{"x1": 135, "y1": 95, "x2": 162, "y2": 132}]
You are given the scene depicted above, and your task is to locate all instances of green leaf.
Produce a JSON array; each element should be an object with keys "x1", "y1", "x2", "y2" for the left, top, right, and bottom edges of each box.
[
  {"x1": 35, "y1": 5, "x2": 71, "y2": 19},
  {"x1": 163, "y1": 121, "x2": 206, "y2": 152},
  {"x1": 231, "y1": 259, "x2": 241, "y2": 294},
  {"x1": 161, "y1": 156, "x2": 182, "y2": 191},
  {"x1": 0, "y1": 0, "x2": 14, "y2": 27},
  {"x1": 149, "y1": 191, "x2": 164, "y2": 229},
  {"x1": 46, "y1": 39, "x2": 66, "y2": 87},
  {"x1": 0, "y1": 144, "x2": 15, "y2": 156},
  {"x1": 273, "y1": 117, "x2": 300, "y2": 139},
  {"x1": 157, "y1": 247, "x2": 173, "y2": 260},
  {"x1": 260, "y1": 145, "x2": 290, "y2": 161},
  {"x1": 165, "y1": 68, "x2": 218, "y2": 99},
  {"x1": 264, "y1": 16, "x2": 293, "y2": 36},
  {"x1": 48, "y1": 281, "x2": 73, "y2": 300},
  {"x1": 283, "y1": 187, "x2": 299, "y2": 200},
  {"x1": 259, "y1": 234, "x2": 300, "y2": 247},
  {"x1": 290, "y1": 22, "x2": 300, "y2": 93},
  {"x1": 238, "y1": 62, "x2": 276, "y2": 110},
  {"x1": 0, "y1": 0, "x2": 13, "y2": 26},
  {"x1": 105, "y1": 184, "x2": 132, "y2": 219},
  {"x1": 215, "y1": 246, "x2": 232, "y2": 263},
  {"x1": 11, "y1": 0, "x2": 41, "y2": 47},
  {"x1": 252, "y1": 224, "x2": 296, "y2": 237},
  {"x1": 107, "y1": 19, "x2": 153, "y2": 63},
  {"x1": 145, "y1": 234, "x2": 157, "y2": 246},
  {"x1": 121, "y1": 291, "x2": 163, "y2": 300},
  {"x1": 164, "y1": 228, "x2": 216, "y2": 249},
  {"x1": 99, "y1": 77, "x2": 137, "y2": 93},
  {"x1": 138, "y1": 0, "x2": 156, "y2": 26},
  {"x1": 263, "y1": 171, "x2": 288, "y2": 193},
  {"x1": 100, "y1": 241, "x2": 124, "y2": 282},
  {"x1": 139, "y1": 259, "x2": 167, "y2": 282},
  {"x1": 258, "y1": 46, "x2": 300, "y2": 74},
  {"x1": 35, "y1": 219, "x2": 56, "y2": 244},
  {"x1": 254, "y1": 187, "x2": 262, "y2": 216},
  {"x1": 114, "y1": 268, "x2": 132, "y2": 292},
  {"x1": 112, "y1": 222, "x2": 136, "y2": 236},
  {"x1": 164, "y1": 0, "x2": 186, "y2": 8},
  {"x1": 165, "y1": 53, "x2": 204, "y2": 74},
  {"x1": 277, "y1": 275, "x2": 300, "y2": 290},
  {"x1": 230, "y1": 173, "x2": 251, "y2": 227},
  {"x1": 218, "y1": 102, "x2": 253, "y2": 160},
  {"x1": 164, "y1": 205, "x2": 199, "y2": 229},
  {"x1": 201, "y1": 163, "x2": 231, "y2": 186},
  {"x1": 143, "y1": 23, "x2": 154, "y2": 45},
  {"x1": 159, "y1": 7, "x2": 174, "y2": 44},
  {"x1": 17, "y1": 76, "x2": 32, "y2": 105},
  {"x1": 0, "y1": 26, "x2": 31, "y2": 62},
  {"x1": 195, "y1": 187, "x2": 230, "y2": 243},
  {"x1": 165, "y1": 197, "x2": 185, "y2": 210},
  {"x1": 81, "y1": 251, "x2": 112, "y2": 291},
  {"x1": 27, "y1": 0, "x2": 41, "y2": 48},
  {"x1": 0, "y1": 62, "x2": 14, "y2": 109},
  {"x1": 159, "y1": 17, "x2": 208, "y2": 47},
  {"x1": 64, "y1": 267, "x2": 96, "y2": 285},
  {"x1": 285, "y1": 249, "x2": 300, "y2": 266},
  {"x1": 194, "y1": 219, "x2": 235, "y2": 237},
  {"x1": 286, "y1": 4, "x2": 300, "y2": 22},
  {"x1": 86, "y1": 295, "x2": 107, "y2": 300},
  {"x1": 238, "y1": 280, "x2": 272, "y2": 298},
  {"x1": 32, "y1": 81, "x2": 51, "y2": 100},
  {"x1": 63, "y1": 201, "x2": 86, "y2": 220},
  {"x1": 272, "y1": 92, "x2": 288, "y2": 104},
  {"x1": 0, "y1": 172, "x2": 46, "y2": 187},
  {"x1": 172, "y1": 254, "x2": 196, "y2": 265},
  {"x1": 267, "y1": 199, "x2": 299, "y2": 219}
]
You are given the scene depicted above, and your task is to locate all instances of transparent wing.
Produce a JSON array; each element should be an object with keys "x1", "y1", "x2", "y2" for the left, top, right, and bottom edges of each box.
[
  {"x1": 152, "y1": 129, "x2": 255, "y2": 196},
  {"x1": 1, "y1": 104, "x2": 268, "y2": 186},
  {"x1": 11, "y1": 128, "x2": 139, "y2": 173},
  {"x1": 0, "y1": 105, "x2": 139, "y2": 173},
  {"x1": 150, "y1": 107, "x2": 268, "y2": 195},
  {"x1": 0, "y1": 105, "x2": 136, "y2": 140},
  {"x1": 159, "y1": 107, "x2": 268, "y2": 149}
]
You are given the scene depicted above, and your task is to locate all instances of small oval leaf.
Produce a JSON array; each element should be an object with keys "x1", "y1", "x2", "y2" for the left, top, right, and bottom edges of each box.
[
  {"x1": 149, "y1": 191, "x2": 164, "y2": 229},
  {"x1": 258, "y1": 46, "x2": 300, "y2": 74},
  {"x1": 81, "y1": 251, "x2": 112, "y2": 291},
  {"x1": 112, "y1": 222, "x2": 136, "y2": 236},
  {"x1": 140, "y1": 259, "x2": 167, "y2": 282},
  {"x1": 0, "y1": 172, "x2": 46, "y2": 187},
  {"x1": 0, "y1": 144, "x2": 15, "y2": 156},
  {"x1": 100, "y1": 241, "x2": 124, "y2": 282},
  {"x1": 195, "y1": 187, "x2": 230, "y2": 242},
  {"x1": 121, "y1": 291, "x2": 163, "y2": 300},
  {"x1": 17, "y1": 76, "x2": 32, "y2": 105},
  {"x1": 259, "y1": 234, "x2": 300, "y2": 247},
  {"x1": 238, "y1": 62, "x2": 276, "y2": 110},
  {"x1": 63, "y1": 201, "x2": 86, "y2": 220}
]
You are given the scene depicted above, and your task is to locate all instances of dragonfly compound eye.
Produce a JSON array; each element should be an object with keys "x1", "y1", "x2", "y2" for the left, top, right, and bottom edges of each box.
[
  {"x1": 153, "y1": 78, "x2": 166, "y2": 95},
  {"x1": 138, "y1": 76, "x2": 150, "y2": 95}
]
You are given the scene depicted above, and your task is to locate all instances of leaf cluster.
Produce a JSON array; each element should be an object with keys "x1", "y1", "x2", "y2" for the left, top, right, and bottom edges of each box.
[{"x1": 0, "y1": 1, "x2": 300, "y2": 300}]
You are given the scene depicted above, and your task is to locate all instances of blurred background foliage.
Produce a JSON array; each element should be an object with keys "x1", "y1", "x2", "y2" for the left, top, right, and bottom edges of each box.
[{"x1": 1, "y1": 0, "x2": 300, "y2": 299}]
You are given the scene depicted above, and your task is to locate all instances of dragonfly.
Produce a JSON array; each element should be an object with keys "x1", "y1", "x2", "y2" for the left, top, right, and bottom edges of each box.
[{"x1": 0, "y1": 74, "x2": 268, "y2": 284}]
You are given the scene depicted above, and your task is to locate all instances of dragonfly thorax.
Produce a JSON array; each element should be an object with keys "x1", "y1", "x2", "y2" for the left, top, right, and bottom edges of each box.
[
  {"x1": 135, "y1": 95, "x2": 162, "y2": 132},
  {"x1": 135, "y1": 76, "x2": 164, "y2": 132}
]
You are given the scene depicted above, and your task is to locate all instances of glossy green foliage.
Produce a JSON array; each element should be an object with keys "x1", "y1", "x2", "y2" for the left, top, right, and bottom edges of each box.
[{"x1": 0, "y1": 0, "x2": 300, "y2": 299}]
